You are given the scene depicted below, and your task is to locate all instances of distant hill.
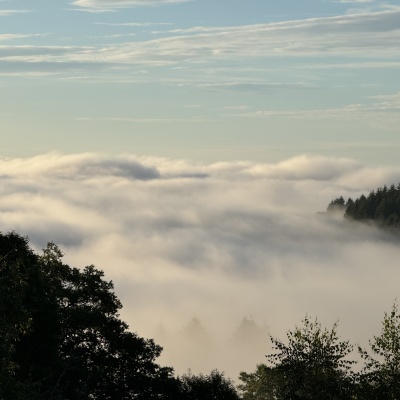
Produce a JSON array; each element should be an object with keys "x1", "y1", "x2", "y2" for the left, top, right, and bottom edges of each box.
[{"x1": 328, "y1": 184, "x2": 400, "y2": 228}]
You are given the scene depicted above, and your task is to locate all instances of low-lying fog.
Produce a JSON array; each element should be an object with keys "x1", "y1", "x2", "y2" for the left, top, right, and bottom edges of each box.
[{"x1": 1, "y1": 152, "x2": 400, "y2": 380}]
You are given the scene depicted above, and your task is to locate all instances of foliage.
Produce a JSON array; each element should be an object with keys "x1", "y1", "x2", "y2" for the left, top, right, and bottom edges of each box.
[
  {"x1": 346, "y1": 184, "x2": 400, "y2": 227},
  {"x1": 240, "y1": 316, "x2": 356, "y2": 400},
  {"x1": 358, "y1": 302, "x2": 400, "y2": 399},
  {"x1": 0, "y1": 232, "x2": 39, "y2": 398},
  {"x1": 0, "y1": 232, "x2": 180, "y2": 399},
  {"x1": 178, "y1": 370, "x2": 240, "y2": 400},
  {"x1": 238, "y1": 364, "x2": 283, "y2": 400},
  {"x1": 329, "y1": 183, "x2": 400, "y2": 228},
  {"x1": 327, "y1": 196, "x2": 347, "y2": 213},
  {"x1": 8, "y1": 230, "x2": 400, "y2": 400}
]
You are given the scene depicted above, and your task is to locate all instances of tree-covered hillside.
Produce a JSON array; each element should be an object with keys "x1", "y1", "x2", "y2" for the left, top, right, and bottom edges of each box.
[
  {"x1": 0, "y1": 232, "x2": 239, "y2": 400},
  {"x1": 328, "y1": 183, "x2": 400, "y2": 228}
]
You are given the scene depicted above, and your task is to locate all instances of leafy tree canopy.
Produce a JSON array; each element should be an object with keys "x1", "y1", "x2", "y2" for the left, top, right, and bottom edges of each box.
[
  {"x1": 240, "y1": 316, "x2": 356, "y2": 400},
  {"x1": 358, "y1": 302, "x2": 400, "y2": 399},
  {"x1": 238, "y1": 364, "x2": 283, "y2": 400},
  {"x1": 179, "y1": 370, "x2": 240, "y2": 400},
  {"x1": 0, "y1": 231, "x2": 239, "y2": 399}
]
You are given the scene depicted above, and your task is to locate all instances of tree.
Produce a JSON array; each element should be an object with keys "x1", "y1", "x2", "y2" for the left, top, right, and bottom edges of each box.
[
  {"x1": 234, "y1": 317, "x2": 266, "y2": 346},
  {"x1": 0, "y1": 232, "x2": 180, "y2": 399},
  {"x1": 358, "y1": 302, "x2": 400, "y2": 399},
  {"x1": 327, "y1": 196, "x2": 346, "y2": 213},
  {"x1": 178, "y1": 370, "x2": 240, "y2": 400},
  {"x1": 338, "y1": 182, "x2": 400, "y2": 229},
  {"x1": 238, "y1": 364, "x2": 283, "y2": 400},
  {"x1": 241, "y1": 316, "x2": 356, "y2": 400},
  {"x1": 0, "y1": 232, "x2": 40, "y2": 398}
]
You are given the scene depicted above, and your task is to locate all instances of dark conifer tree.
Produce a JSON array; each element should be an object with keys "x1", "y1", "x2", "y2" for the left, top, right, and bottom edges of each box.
[{"x1": 329, "y1": 182, "x2": 400, "y2": 229}]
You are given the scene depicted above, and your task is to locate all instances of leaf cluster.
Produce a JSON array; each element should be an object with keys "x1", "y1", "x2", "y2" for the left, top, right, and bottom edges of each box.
[
  {"x1": 179, "y1": 370, "x2": 240, "y2": 400},
  {"x1": 358, "y1": 302, "x2": 400, "y2": 399},
  {"x1": 266, "y1": 316, "x2": 355, "y2": 400}
]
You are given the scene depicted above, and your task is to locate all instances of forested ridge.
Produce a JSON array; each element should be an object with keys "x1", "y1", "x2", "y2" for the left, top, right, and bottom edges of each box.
[
  {"x1": 1, "y1": 231, "x2": 400, "y2": 399},
  {"x1": 328, "y1": 183, "x2": 400, "y2": 228}
]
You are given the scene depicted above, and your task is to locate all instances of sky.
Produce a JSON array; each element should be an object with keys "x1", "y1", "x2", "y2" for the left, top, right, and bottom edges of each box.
[
  {"x1": 2, "y1": 0, "x2": 400, "y2": 382},
  {"x1": 1, "y1": 0, "x2": 400, "y2": 163}
]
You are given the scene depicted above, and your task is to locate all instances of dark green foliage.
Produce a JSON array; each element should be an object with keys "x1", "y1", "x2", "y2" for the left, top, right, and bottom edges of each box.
[
  {"x1": 268, "y1": 316, "x2": 355, "y2": 400},
  {"x1": 0, "y1": 232, "x2": 180, "y2": 399},
  {"x1": 327, "y1": 196, "x2": 347, "y2": 213},
  {"x1": 239, "y1": 304, "x2": 400, "y2": 400},
  {"x1": 178, "y1": 370, "x2": 240, "y2": 400},
  {"x1": 0, "y1": 232, "x2": 241, "y2": 399},
  {"x1": 238, "y1": 364, "x2": 283, "y2": 400},
  {"x1": 330, "y1": 183, "x2": 400, "y2": 228},
  {"x1": 240, "y1": 317, "x2": 356, "y2": 400},
  {"x1": 358, "y1": 302, "x2": 400, "y2": 399}
]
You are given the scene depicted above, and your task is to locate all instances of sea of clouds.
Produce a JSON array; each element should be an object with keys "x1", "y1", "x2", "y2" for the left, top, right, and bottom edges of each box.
[{"x1": 1, "y1": 152, "x2": 400, "y2": 380}]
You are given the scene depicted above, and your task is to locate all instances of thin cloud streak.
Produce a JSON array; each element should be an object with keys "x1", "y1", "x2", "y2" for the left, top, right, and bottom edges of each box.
[
  {"x1": 0, "y1": 10, "x2": 31, "y2": 16},
  {"x1": 2, "y1": 9, "x2": 400, "y2": 77},
  {"x1": 180, "y1": 82, "x2": 315, "y2": 92},
  {"x1": 0, "y1": 33, "x2": 49, "y2": 41},
  {"x1": 72, "y1": 0, "x2": 192, "y2": 10},
  {"x1": 94, "y1": 22, "x2": 173, "y2": 26},
  {"x1": 75, "y1": 116, "x2": 217, "y2": 122},
  {"x1": 233, "y1": 92, "x2": 400, "y2": 128}
]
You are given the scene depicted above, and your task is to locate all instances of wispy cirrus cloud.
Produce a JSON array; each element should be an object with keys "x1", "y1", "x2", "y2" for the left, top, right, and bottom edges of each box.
[
  {"x1": 0, "y1": 33, "x2": 49, "y2": 41},
  {"x1": 72, "y1": 0, "x2": 192, "y2": 10},
  {"x1": 0, "y1": 9, "x2": 31, "y2": 16},
  {"x1": 94, "y1": 22, "x2": 173, "y2": 26},
  {"x1": 235, "y1": 91, "x2": 400, "y2": 122},
  {"x1": 67, "y1": 8, "x2": 116, "y2": 13},
  {"x1": 75, "y1": 116, "x2": 216, "y2": 122},
  {"x1": 51, "y1": 9, "x2": 400, "y2": 62},
  {"x1": 2, "y1": 9, "x2": 400, "y2": 77},
  {"x1": 185, "y1": 82, "x2": 315, "y2": 92}
]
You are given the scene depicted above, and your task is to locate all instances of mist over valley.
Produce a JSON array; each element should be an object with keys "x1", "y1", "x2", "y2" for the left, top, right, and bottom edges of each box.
[{"x1": 1, "y1": 152, "x2": 399, "y2": 380}]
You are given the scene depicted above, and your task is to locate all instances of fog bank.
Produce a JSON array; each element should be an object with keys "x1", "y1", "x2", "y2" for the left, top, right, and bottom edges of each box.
[{"x1": 0, "y1": 153, "x2": 399, "y2": 380}]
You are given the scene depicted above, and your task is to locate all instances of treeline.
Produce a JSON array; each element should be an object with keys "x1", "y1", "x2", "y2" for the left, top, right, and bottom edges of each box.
[
  {"x1": 328, "y1": 183, "x2": 400, "y2": 228},
  {"x1": 2, "y1": 231, "x2": 400, "y2": 399}
]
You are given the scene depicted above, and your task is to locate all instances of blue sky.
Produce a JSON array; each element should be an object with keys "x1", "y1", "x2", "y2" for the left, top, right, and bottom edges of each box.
[{"x1": 1, "y1": 0, "x2": 400, "y2": 162}]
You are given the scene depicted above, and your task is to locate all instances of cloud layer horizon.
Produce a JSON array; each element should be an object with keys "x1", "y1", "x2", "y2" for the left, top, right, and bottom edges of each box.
[{"x1": 1, "y1": 152, "x2": 399, "y2": 379}]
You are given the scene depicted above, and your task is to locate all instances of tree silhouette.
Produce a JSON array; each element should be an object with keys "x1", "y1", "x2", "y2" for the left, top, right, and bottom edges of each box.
[
  {"x1": 240, "y1": 316, "x2": 356, "y2": 400},
  {"x1": 358, "y1": 302, "x2": 400, "y2": 399},
  {"x1": 328, "y1": 183, "x2": 400, "y2": 229},
  {"x1": 0, "y1": 233, "x2": 179, "y2": 399}
]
